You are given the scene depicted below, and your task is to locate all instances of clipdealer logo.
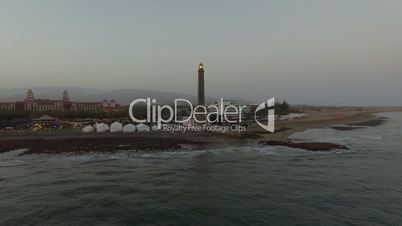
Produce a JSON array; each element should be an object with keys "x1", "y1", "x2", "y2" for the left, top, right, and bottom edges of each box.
[
  {"x1": 254, "y1": 97, "x2": 275, "y2": 133},
  {"x1": 128, "y1": 98, "x2": 275, "y2": 133}
]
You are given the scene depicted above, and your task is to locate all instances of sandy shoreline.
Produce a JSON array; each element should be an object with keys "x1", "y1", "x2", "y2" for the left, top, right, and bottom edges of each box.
[
  {"x1": 1, "y1": 107, "x2": 401, "y2": 154},
  {"x1": 256, "y1": 107, "x2": 402, "y2": 141}
]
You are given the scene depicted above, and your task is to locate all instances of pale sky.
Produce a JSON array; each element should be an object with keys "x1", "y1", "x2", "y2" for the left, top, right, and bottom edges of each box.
[{"x1": 1, "y1": 0, "x2": 402, "y2": 105}]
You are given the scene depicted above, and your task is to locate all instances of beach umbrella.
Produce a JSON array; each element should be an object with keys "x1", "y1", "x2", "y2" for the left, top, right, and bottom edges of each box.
[
  {"x1": 123, "y1": 124, "x2": 136, "y2": 133},
  {"x1": 110, "y1": 122, "x2": 123, "y2": 133}
]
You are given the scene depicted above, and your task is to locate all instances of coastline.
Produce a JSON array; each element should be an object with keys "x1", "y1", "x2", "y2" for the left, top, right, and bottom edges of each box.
[
  {"x1": 0, "y1": 132, "x2": 238, "y2": 155},
  {"x1": 257, "y1": 107, "x2": 402, "y2": 141},
  {"x1": 1, "y1": 107, "x2": 401, "y2": 154}
]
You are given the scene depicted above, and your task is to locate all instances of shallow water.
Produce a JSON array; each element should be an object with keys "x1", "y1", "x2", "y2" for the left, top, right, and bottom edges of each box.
[{"x1": 1, "y1": 112, "x2": 402, "y2": 225}]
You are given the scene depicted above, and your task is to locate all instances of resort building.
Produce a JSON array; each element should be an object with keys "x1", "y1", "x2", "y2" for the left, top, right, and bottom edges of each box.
[{"x1": 0, "y1": 90, "x2": 120, "y2": 112}]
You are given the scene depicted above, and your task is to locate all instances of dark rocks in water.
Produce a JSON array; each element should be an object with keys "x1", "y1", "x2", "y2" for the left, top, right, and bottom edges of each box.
[
  {"x1": 348, "y1": 118, "x2": 387, "y2": 127},
  {"x1": 259, "y1": 140, "x2": 348, "y2": 151},
  {"x1": 330, "y1": 126, "x2": 361, "y2": 131},
  {"x1": 331, "y1": 117, "x2": 387, "y2": 131},
  {"x1": 0, "y1": 137, "x2": 206, "y2": 155}
]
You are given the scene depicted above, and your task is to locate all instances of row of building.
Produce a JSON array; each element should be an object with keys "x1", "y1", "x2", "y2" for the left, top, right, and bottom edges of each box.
[{"x1": 0, "y1": 90, "x2": 120, "y2": 112}]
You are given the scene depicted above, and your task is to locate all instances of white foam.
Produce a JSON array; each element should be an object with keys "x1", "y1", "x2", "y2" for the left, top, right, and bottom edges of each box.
[
  {"x1": 358, "y1": 135, "x2": 383, "y2": 140},
  {"x1": 0, "y1": 160, "x2": 26, "y2": 167},
  {"x1": 0, "y1": 148, "x2": 29, "y2": 160}
]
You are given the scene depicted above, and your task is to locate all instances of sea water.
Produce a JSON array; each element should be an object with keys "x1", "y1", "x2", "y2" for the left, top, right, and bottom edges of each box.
[{"x1": 1, "y1": 112, "x2": 402, "y2": 225}]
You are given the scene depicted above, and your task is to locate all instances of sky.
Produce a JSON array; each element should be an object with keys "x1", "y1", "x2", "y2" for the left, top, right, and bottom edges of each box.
[{"x1": 1, "y1": 0, "x2": 402, "y2": 105}]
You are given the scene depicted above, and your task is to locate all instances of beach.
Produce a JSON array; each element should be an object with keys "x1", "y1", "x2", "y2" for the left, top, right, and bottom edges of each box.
[
  {"x1": 1, "y1": 106, "x2": 402, "y2": 154},
  {"x1": 256, "y1": 106, "x2": 402, "y2": 141}
]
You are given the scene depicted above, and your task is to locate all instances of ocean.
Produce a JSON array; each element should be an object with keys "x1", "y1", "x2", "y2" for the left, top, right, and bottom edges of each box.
[{"x1": 1, "y1": 112, "x2": 402, "y2": 225}]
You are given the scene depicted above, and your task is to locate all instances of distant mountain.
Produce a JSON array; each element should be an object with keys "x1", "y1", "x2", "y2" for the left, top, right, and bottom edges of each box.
[
  {"x1": 0, "y1": 87, "x2": 249, "y2": 105},
  {"x1": 83, "y1": 89, "x2": 205, "y2": 105}
]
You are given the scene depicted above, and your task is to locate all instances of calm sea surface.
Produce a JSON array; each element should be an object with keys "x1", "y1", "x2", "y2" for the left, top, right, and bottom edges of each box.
[{"x1": 1, "y1": 112, "x2": 402, "y2": 225}]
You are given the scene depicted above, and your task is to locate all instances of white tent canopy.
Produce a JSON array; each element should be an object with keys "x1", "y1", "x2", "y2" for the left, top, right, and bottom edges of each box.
[
  {"x1": 96, "y1": 123, "x2": 109, "y2": 133},
  {"x1": 82, "y1": 125, "x2": 94, "y2": 133},
  {"x1": 123, "y1": 124, "x2": 136, "y2": 133},
  {"x1": 152, "y1": 124, "x2": 161, "y2": 131},
  {"x1": 136, "y1": 123, "x2": 150, "y2": 132},
  {"x1": 110, "y1": 122, "x2": 123, "y2": 133}
]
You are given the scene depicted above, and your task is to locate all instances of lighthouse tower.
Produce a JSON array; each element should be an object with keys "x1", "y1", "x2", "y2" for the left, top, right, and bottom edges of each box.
[{"x1": 198, "y1": 63, "x2": 205, "y2": 106}]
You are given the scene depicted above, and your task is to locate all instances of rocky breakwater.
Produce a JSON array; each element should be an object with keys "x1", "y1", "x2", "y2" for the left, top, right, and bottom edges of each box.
[{"x1": 259, "y1": 140, "x2": 348, "y2": 152}]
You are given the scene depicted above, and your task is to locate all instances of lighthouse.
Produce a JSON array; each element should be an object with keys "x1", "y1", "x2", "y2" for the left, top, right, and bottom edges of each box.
[{"x1": 198, "y1": 63, "x2": 205, "y2": 106}]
